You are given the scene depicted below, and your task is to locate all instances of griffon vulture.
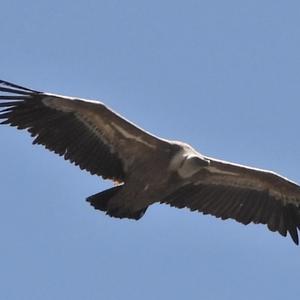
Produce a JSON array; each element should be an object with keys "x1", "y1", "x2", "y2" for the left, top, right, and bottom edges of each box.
[{"x1": 1, "y1": 80, "x2": 300, "y2": 245}]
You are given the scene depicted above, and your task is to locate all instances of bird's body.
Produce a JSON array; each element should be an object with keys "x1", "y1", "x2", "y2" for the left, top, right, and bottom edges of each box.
[{"x1": 1, "y1": 80, "x2": 300, "y2": 245}]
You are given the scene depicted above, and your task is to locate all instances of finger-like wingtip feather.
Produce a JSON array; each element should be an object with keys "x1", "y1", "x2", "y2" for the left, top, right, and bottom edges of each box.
[{"x1": 0, "y1": 80, "x2": 39, "y2": 93}]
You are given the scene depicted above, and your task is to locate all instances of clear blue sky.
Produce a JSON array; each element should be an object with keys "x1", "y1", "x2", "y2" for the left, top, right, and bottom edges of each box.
[{"x1": 1, "y1": 1, "x2": 300, "y2": 299}]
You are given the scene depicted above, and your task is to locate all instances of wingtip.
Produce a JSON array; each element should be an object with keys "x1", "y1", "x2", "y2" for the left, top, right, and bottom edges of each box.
[{"x1": 0, "y1": 80, "x2": 39, "y2": 93}]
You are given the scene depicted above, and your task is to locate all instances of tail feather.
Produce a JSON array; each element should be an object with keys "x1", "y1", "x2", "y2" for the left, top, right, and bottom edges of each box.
[
  {"x1": 87, "y1": 185, "x2": 123, "y2": 212},
  {"x1": 86, "y1": 185, "x2": 148, "y2": 220}
]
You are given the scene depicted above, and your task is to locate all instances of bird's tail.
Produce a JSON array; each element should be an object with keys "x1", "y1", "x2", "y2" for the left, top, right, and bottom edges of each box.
[{"x1": 86, "y1": 185, "x2": 147, "y2": 220}]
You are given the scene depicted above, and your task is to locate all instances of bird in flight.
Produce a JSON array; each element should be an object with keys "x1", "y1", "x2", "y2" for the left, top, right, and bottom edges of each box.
[{"x1": 1, "y1": 80, "x2": 300, "y2": 245}]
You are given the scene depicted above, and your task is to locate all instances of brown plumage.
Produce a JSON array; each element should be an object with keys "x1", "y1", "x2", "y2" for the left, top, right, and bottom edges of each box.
[{"x1": 1, "y1": 80, "x2": 300, "y2": 245}]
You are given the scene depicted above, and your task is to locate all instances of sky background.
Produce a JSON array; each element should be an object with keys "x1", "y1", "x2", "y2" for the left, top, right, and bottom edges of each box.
[{"x1": 1, "y1": 1, "x2": 300, "y2": 299}]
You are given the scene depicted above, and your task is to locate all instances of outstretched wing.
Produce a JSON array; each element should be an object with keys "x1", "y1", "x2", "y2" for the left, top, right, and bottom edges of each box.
[
  {"x1": 0, "y1": 80, "x2": 167, "y2": 182},
  {"x1": 162, "y1": 157, "x2": 300, "y2": 244}
]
